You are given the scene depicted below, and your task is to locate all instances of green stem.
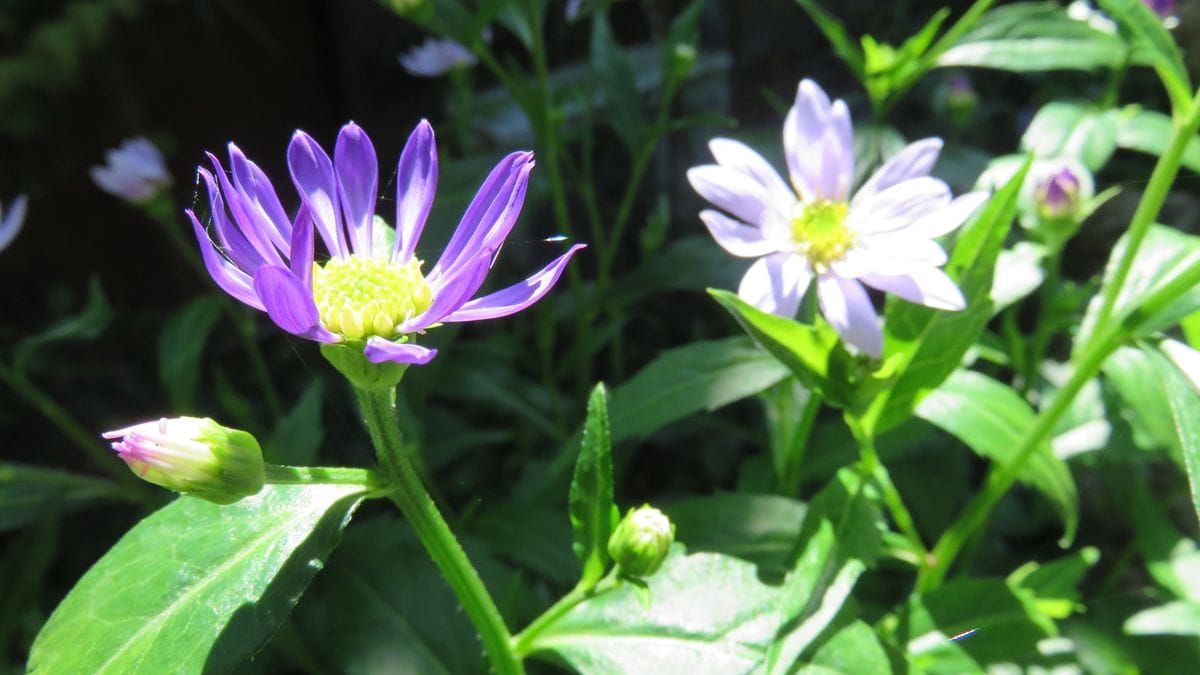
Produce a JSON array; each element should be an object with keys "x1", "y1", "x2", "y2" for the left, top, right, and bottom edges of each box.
[
  {"x1": 262, "y1": 464, "x2": 381, "y2": 488},
  {"x1": 1023, "y1": 251, "x2": 1063, "y2": 395},
  {"x1": 512, "y1": 570, "x2": 620, "y2": 657},
  {"x1": 846, "y1": 415, "x2": 926, "y2": 557},
  {"x1": 353, "y1": 386, "x2": 523, "y2": 675},
  {"x1": 779, "y1": 386, "x2": 823, "y2": 497},
  {"x1": 0, "y1": 359, "x2": 156, "y2": 503}
]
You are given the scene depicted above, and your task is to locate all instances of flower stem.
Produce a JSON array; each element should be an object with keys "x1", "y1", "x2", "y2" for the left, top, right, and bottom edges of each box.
[
  {"x1": 846, "y1": 415, "x2": 926, "y2": 558},
  {"x1": 0, "y1": 359, "x2": 157, "y2": 504},
  {"x1": 262, "y1": 464, "x2": 381, "y2": 488},
  {"x1": 353, "y1": 386, "x2": 523, "y2": 675},
  {"x1": 512, "y1": 570, "x2": 620, "y2": 657}
]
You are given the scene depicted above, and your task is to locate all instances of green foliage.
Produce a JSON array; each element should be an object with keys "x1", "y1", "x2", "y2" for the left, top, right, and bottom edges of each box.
[
  {"x1": 590, "y1": 15, "x2": 645, "y2": 152},
  {"x1": 264, "y1": 381, "x2": 325, "y2": 466},
  {"x1": 0, "y1": 463, "x2": 125, "y2": 532},
  {"x1": 157, "y1": 296, "x2": 222, "y2": 412},
  {"x1": 569, "y1": 384, "x2": 618, "y2": 588},
  {"x1": 1116, "y1": 107, "x2": 1200, "y2": 172},
  {"x1": 1021, "y1": 102, "x2": 1120, "y2": 171},
  {"x1": 1140, "y1": 345, "x2": 1200, "y2": 528},
  {"x1": 1096, "y1": 0, "x2": 1191, "y2": 110},
  {"x1": 666, "y1": 493, "x2": 806, "y2": 575},
  {"x1": 915, "y1": 369, "x2": 1078, "y2": 543},
  {"x1": 12, "y1": 276, "x2": 112, "y2": 372},
  {"x1": 28, "y1": 485, "x2": 366, "y2": 674}
]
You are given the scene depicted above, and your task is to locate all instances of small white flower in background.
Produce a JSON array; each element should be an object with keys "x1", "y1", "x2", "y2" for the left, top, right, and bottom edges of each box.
[
  {"x1": 91, "y1": 137, "x2": 172, "y2": 204},
  {"x1": 688, "y1": 78, "x2": 988, "y2": 357},
  {"x1": 0, "y1": 194, "x2": 28, "y2": 253},
  {"x1": 399, "y1": 36, "x2": 479, "y2": 77}
]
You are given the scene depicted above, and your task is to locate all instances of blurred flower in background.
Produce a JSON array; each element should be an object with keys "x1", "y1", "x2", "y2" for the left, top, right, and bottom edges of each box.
[
  {"x1": 0, "y1": 194, "x2": 28, "y2": 253},
  {"x1": 399, "y1": 36, "x2": 479, "y2": 77},
  {"x1": 688, "y1": 79, "x2": 987, "y2": 357},
  {"x1": 90, "y1": 137, "x2": 173, "y2": 204}
]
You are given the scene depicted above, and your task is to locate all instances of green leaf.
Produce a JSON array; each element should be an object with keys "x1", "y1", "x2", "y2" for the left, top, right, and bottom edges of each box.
[
  {"x1": 570, "y1": 384, "x2": 616, "y2": 587},
  {"x1": 264, "y1": 381, "x2": 324, "y2": 465},
  {"x1": 661, "y1": 0, "x2": 704, "y2": 92},
  {"x1": 608, "y1": 336, "x2": 792, "y2": 441},
  {"x1": 157, "y1": 295, "x2": 223, "y2": 412},
  {"x1": 1116, "y1": 107, "x2": 1200, "y2": 173},
  {"x1": 591, "y1": 15, "x2": 645, "y2": 151},
  {"x1": 806, "y1": 620, "x2": 892, "y2": 674},
  {"x1": 1096, "y1": 0, "x2": 1191, "y2": 111},
  {"x1": 766, "y1": 520, "x2": 866, "y2": 674},
  {"x1": 469, "y1": 503, "x2": 578, "y2": 585},
  {"x1": 798, "y1": 467, "x2": 885, "y2": 567},
  {"x1": 792, "y1": 0, "x2": 866, "y2": 78},
  {"x1": 0, "y1": 463, "x2": 126, "y2": 532},
  {"x1": 1104, "y1": 346, "x2": 1181, "y2": 454},
  {"x1": 1020, "y1": 101, "x2": 1120, "y2": 171},
  {"x1": 866, "y1": 158, "x2": 1028, "y2": 434},
  {"x1": 1078, "y1": 225, "x2": 1200, "y2": 347},
  {"x1": 1125, "y1": 601, "x2": 1200, "y2": 636},
  {"x1": 938, "y1": 36, "x2": 1129, "y2": 73},
  {"x1": 1009, "y1": 546, "x2": 1100, "y2": 619},
  {"x1": 13, "y1": 276, "x2": 113, "y2": 372},
  {"x1": 666, "y1": 493, "x2": 806, "y2": 575},
  {"x1": 527, "y1": 548, "x2": 795, "y2": 673},
  {"x1": 1143, "y1": 345, "x2": 1200, "y2": 528},
  {"x1": 915, "y1": 369, "x2": 1078, "y2": 544},
  {"x1": 708, "y1": 290, "x2": 842, "y2": 403},
  {"x1": 29, "y1": 484, "x2": 366, "y2": 674},
  {"x1": 898, "y1": 578, "x2": 1053, "y2": 673}
]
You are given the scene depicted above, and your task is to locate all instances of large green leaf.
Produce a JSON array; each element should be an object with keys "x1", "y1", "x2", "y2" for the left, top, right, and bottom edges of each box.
[
  {"x1": 938, "y1": 36, "x2": 1126, "y2": 73},
  {"x1": 608, "y1": 336, "x2": 792, "y2": 441},
  {"x1": 29, "y1": 484, "x2": 366, "y2": 674},
  {"x1": 1077, "y1": 225, "x2": 1200, "y2": 348},
  {"x1": 804, "y1": 620, "x2": 892, "y2": 674},
  {"x1": 526, "y1": 548, "x2": 793, "y2": 673},
  {"x1": 1144, "y1": 345, "x2": 1200, "y2": 527},
  {"x1": 915, "y1": 369, "x2": 1079, "y2": 544},
  {"x1": 1104, "y1": 346, "x2": 1181, "y2": 454},
  {"x1": 1020, "y1": 101, "x2": 1120, "y2": 171},
  {"x1": 1116, "y1": 107, "x2": 1200, "y2": 173},
  {"x1": 667, "y1": 493, "x2": 806, "y2": 575},
  {"x1": 792, "y1": 0, "x2": 866, "y2": 78},
  {"x1": 0, "y1": 463, "x2": 126, "y2": 532},
  {"x1": 157, "y1": 296, "x2": 223, "y2": 412},
  {"x1": 570, "y1": 384, "x2": 617, "y2": 587},
  {"x1": 1125, "y1": 601, "x2": 1200, "y2": 637},
  {"x1": 866, "y1": 160, "x2": 1027, "y2": 433}
]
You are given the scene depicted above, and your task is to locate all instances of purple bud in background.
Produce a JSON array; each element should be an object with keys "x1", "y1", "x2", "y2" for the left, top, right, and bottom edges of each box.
[
  {"x1": 1144, "y1": 0, "x2": 1176, "y2": 19},
  {"x1": 91, "y1": 137, "x2": 173, "y2": 204},
  {"x1": 1035, "y1": 167, "x2": 1082, "y2": 220}
]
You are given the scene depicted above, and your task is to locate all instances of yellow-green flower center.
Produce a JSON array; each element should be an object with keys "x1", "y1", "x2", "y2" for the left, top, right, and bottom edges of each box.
[
  {"x1": 312, "y1": 255, "x2": 433, "y2": 340},
  {"x1": 791, "y1": 200, "x2": 853, "y2": 269}
]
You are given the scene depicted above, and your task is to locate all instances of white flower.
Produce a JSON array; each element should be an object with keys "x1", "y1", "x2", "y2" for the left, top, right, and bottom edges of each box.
[
  {"x1": 398, "y1": 37, "x2": 479, "y2": 77},
  {"x1": 90, "y1": 137, "x2": 172, "y2": 203},
  {"x1": 688, "y1": 79, "x2": 988, "y2": 357},
  {"x1": 0, "y1": 194, "x2": 28, "y2": 253}
]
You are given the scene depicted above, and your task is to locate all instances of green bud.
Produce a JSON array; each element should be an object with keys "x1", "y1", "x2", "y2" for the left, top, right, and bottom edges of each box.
[
  {"x1": 321, "y1": 342, "x2": 410, "y2": 391},
  {"x1": 103, "y1": 417, "x2": 265, "y2": 505},
  {"x1": 607, "y1": 505, "x2": 675, "y2": 577}
]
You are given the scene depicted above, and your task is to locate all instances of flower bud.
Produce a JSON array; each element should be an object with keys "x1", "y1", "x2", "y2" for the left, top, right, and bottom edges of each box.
[
  {"x1": 941, "y1": 73, "x2": 978, "y2": 129},
  {"x1": 607, "y1": 505, "x2": 675, "y2": 577},
  {"x1": 1034, "y1": 167, "x2": 1083, "y2": 221},
  {"x1": 102, "y1": 417, "x2": 265, "y2": 504}
]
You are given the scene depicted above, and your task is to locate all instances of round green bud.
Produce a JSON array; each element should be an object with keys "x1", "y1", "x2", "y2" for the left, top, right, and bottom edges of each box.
[{"x1": 607, "y1": 505, "x2": 675, "y2": 578}]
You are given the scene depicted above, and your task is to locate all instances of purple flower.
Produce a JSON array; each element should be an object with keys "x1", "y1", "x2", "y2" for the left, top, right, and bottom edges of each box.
[
  {"x1": 188, "y1": 120, "x2": 583, "y2": 366},
  {"x1": 688, "y1": 79, "x2": 988, "y2": 357},
  {"x1": 1144, "y1": 0, "x2": 1176, "y2": 19},
  {"x1": 90, "y1": 137, "x2": 173, "y2": 203},
  {"x1": 399, "y1": 37, "x2": 479, "y2": 77},
  {"x1": 0, "y1": 194, "x2": 28, "y2": 253}
]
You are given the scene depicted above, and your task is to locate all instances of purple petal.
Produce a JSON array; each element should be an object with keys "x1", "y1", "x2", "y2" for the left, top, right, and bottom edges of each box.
[
  {"x1": 429, "y1": 152, "x2": 533, "y2": 284},
  {"x1": 394, "y1": 120, "x2": 439, "y2": 264},
  {"x1": 0, "y1": 194, "x2": 28, "y2": 251},
  {"x1": 783, "y1": 79, "x2": 855, "y2": 202},
  {"x1": 737, "y1": 252, "x2": 812, "y2": 318},
  {"x1": 289, "y1": 203, "x2": 315, "y2": 288},
  {"x1": 197, "y1": 168, "x2": 264, "y2": 273},
  {"x1": 252, "y1": 265, "x2": 339, "y2": 342},
  {"x1": 708, "y1": 138, "x2": 794, "y2": 208},
  {"x1": 852, "y1": 138, "x2": 943, "y2": 209},
  {"x1": 441, "y1": 244, "x2": 586, "y2": 323},
  {"x1": 861, "y1": 268, "x2": 966, "y2": 311},
  {"x1": 402, "y1": 252, "x2": 494, "y2": 333},
  {"x1": 817, "y1": 274, "x2": 881, "y2": 357},
  {"x1": 288, "y1": 130, "x2": 347, "y2": 258},
  {"x1": 687, "y1": 165, "x2": 780, "y2": 225},
  {"x1": 229, "y1": 143, "x2": 292, "y2": 255},
  {"x1": 699, "y1": 210, "x2": 777, "y2": 258},
  {"x1": 207, "y1": 153, "x2": 285, "y2": 268},
  {"x1": 188, "y1": 209, "x2": 264, "y2": 310},
  {"x1": 905, "y1": 191, "x2": 989, "y2": 239},
  {"x1": 363, "y1": 338, "x2": 438, "y2": 365},
  {"x1": 334, "y1": 122, "x2": 379, "y2": 257},
  {"x1": 847, "y1": 177, "x2": 952, "y2": 236}
]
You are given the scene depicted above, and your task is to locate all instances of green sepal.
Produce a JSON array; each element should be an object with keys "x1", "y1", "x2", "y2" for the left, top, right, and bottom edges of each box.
[{"x1": 321, "y1": 342, "x2": 410, "y2": 391}]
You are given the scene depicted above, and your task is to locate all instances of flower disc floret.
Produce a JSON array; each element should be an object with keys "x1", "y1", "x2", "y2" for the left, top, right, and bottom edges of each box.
[
  {"x1": 791, "y1": 200, "x2": 852, "y2": 269},
  {"x1": 312, "y1": 255, "x2": 432, "y2": 340}
]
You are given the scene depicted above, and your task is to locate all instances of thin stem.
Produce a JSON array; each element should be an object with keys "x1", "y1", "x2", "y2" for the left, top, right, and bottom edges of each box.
[
  {"x1": 354, "y1": 386, "x2": 523, "y2": 675},
  {"x1": 0, "y1": 359, "x2": 156, "y2": 503},
  {"x1": 512, "y1": 570, "x2": 620, "y2": 657},
  {"x1": 846, "y1": 415, "x2": 927, "y2": 557},
  {"x1": 1023, "y1": 251, "x2": 1063, "y2": 395},
  {"x1": 779, "y1": 386, "x2": 823, "y2": 497},
  {"x1": 262, "y1": 464, "x2": 381, "y2": 488}
]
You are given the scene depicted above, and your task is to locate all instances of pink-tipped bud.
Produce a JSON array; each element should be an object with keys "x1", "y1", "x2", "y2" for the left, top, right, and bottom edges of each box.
[{"x1": 102, "y1": 417, "x2": 264, "y2": 504}]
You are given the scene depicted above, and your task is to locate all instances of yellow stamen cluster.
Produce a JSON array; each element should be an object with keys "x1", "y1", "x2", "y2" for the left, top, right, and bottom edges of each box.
[
  {"x1": 791, "y1": 200, "x2": 853, "y2": 270},
  {"x1": 312, "y1": 255, "x2": 433, "y2": 340}
]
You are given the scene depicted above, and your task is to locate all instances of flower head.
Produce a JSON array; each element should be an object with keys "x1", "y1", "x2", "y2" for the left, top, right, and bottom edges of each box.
[
  {"x1": 0, "y1": 194, "x2": 28, "y2": 253},
  {"x1": 399, "y1": 37, "x2": 479, "y2": 77},
  {"x1": 688, "y1": 79, "x2": 987, "y2": 357},
  {"x1": 91, "y1": 137, "x2": 173, "y2": 203},
  {"x1": 188, "y1": 120, "x2": 583, "y2": 366},
  {"x1": 103, "y1": 417, "x2": 265, "y2": 504},
  {"x1": 608, "y1": 505, "x2": 675, "y2": 577},
  {"x1": 1034, "y1": 166, "x2": 1082, "y2": 221}
]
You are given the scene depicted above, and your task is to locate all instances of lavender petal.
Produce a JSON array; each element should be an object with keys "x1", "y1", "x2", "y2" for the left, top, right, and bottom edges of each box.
[
  {"x1": 197, "y1": 167, "x2": 264, "y2": 273},
  {"x1": 699, "y1": 210, "x2": 777, "y2": 258},
  {"x1": 229, "y1": 143, "x2": 293, "y2": 255},
  {"x1": 252, "y1": 265, "x2": 339, "y2": 342},
  {"x1": 188, "y1": 210, "x2": 264, "y2": 310},
  {"x1": 861, "y1": 268, "x2": 966, "y2": 311},
  {"x1": 852, "y1": 138, "x2": 943, "y2": 209},
  {"x1": 394, "y1": 119, "x2": 439, "y2": 264},
  {"x1": 207, "y1": 153, "x2": 285, "y2": 268},
  {"x1": 708, "y1": 138, "x2": 794, "y2": 209},
  {"x1": 363, "y1": 338, "x2": 438, "y2": 365},
  {"x1": 687, "y1": 165, "x2": 779, "y2": 226},
  {"x1": 817, "y1": 274, "x2": 882, "y2": 357},
  {"x1": 288, "y1": 130, "x2": 347, "y2": 258},
  {"x1": 441, "y1": 244, "x2": 586, "y2": 323},
  {"x1": 334, "y1": 122, "x2": 379, "y2": 257},
  {"x1": 737, "y1": 252, "x2": 812, "y2": 318}
]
